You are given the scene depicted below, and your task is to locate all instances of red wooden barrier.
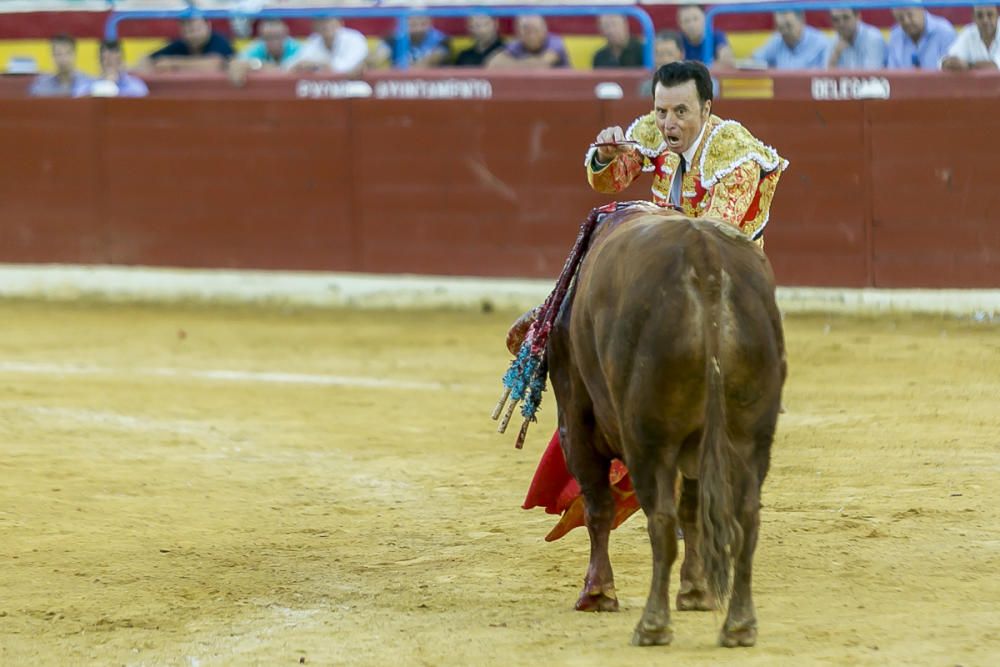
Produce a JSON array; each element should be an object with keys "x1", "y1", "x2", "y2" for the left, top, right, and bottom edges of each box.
[{"x1": 0, "y1": 97, "x2": 996, "y2": 287}]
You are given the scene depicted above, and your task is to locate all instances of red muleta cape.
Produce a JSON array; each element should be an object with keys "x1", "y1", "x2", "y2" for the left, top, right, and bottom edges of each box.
[{"x1": 522, "y1": 429, "x2": 641, "y2": 541}]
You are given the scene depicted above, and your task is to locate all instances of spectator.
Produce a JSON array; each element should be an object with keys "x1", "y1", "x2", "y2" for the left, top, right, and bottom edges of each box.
[
  {"x1": 454, "y1": 14, "x2": 505, "y2": 66},
  {"x1": 941, "y1": 5, "x2": 999, "y2": 70},
  {"x1": 239, "y1": 19, "x2": 300, "y2": 69},
  {"x1": 285, "y1": 18, "x2": 368, "y2": 75},
  {"x1": 142, "y1": 16, "x2": 234, "y2": 72},
  {"x1": 369, "y1": 15, "x2": 449, "y2": 68},
  {"x1": 827, "y1": 8, "x2": 887, "y2": 69},
  {"x1": 592, "y1": 14, "x2": 644, "y2": 68},
  {"x1": 752, "y1": 10, "x2": 829, "y2": 69},
  {"x1": 487, "y1": 15, "x2": 570, "y2": 68},
  {"x1": 229, "y1": 18, "x2": 301, "y2": 87},
  {"x1": 887, "y1": 7, "x2": 956, "y2": 69},
  {"x1": 655, "y1": 30, "x2": 685, "y2": 69},
  {"x1": 81, "y1": 40, "x2": 148, "y2": 97},
  {"x1": 640, "y1": 30, "x2": 686, "y2": 96},
  {"x1": 677, "y1": 4, "x2": 734, "y2": 67},
  {"x1": 28, "y1": 34, "x2": 91, "y2": 97}
]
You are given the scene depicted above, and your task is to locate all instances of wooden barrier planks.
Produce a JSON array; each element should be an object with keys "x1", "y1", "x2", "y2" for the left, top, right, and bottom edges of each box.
[{"x1": 0, "y1": 97, "x2": 997, "y2": 288}]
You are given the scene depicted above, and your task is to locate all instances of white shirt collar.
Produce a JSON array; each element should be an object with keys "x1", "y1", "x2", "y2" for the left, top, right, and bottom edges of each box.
[{"x1": 680, "y1": 121, "x2": 708, "y2": 167}]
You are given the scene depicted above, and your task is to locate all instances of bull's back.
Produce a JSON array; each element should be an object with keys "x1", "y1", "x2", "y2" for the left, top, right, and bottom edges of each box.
[{"x1": 569, "y1": 214, "x2": 783, "y2": 443}]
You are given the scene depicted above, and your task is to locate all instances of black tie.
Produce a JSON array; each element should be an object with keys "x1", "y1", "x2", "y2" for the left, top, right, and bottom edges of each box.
[{"x1": 670, "y1": 155, "x2": 686, "y2": 207}]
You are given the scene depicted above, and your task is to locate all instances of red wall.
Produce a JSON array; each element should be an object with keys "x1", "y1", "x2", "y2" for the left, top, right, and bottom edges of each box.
[{"x1": 0, "y1": 97, "x2": 997, "y2": 288}]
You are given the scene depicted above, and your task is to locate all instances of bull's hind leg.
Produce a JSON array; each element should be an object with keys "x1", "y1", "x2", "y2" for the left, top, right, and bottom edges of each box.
[
  {"x1": 720, "y1": 474, "x2": 761, "y2": 648},
  {"x1": 629, "y1": 459, "x2": 679, "y2": 646},
  {"x1": 676, "y1": 476, "x2": 716, "y2": 612},
  {"x1": 721, "y1": 420, "x2": 776, "y2": 648},
  {"x1": 564, "y1": 425, "x2": 619, "y2": 612}
]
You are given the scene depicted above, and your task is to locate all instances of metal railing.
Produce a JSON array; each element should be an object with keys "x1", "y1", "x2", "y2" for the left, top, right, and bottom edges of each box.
[
  {"x1": 103, "y1": 3, "x2": 657, "y2": 68},
  {"x1": 703, "y1": 0, "x2": 976, "y2": 64}
]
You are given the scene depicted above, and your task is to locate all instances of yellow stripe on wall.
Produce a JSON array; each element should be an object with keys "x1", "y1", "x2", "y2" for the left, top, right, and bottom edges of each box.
[{"x1": 720, "y1": 77, "x2": 774, "y2": 99}]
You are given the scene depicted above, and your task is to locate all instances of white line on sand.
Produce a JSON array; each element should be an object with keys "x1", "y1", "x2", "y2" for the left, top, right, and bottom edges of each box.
[{"x1": 0, "y1": 361, "x2": 460, "y2": 392}]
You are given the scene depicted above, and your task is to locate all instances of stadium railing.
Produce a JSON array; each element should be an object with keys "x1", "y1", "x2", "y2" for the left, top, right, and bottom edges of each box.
[
  {"x1": 102, "y1": 3, "x2": 658, "y2": 68},
  {"x1": 703, "y1": 0, "x2": 979, "y2": 64}
]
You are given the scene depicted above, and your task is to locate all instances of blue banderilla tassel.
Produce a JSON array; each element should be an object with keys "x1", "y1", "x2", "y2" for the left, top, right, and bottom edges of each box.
[
  {"x1": 491, "y1": 201, "x2": 626, "y2": 448},
  {"x1": 493, "y1": 333, "x2": 548, "y2": 448}
]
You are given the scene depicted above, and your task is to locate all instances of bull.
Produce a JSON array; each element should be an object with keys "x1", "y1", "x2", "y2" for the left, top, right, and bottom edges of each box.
[{"x1": 545, "y1": 206, "x2": 786, "y2": 647}]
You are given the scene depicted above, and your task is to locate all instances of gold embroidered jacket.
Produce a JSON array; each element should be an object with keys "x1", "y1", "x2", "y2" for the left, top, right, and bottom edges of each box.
[{"x1": 585, "y1": 113, "x2": 787, "y2": 241}]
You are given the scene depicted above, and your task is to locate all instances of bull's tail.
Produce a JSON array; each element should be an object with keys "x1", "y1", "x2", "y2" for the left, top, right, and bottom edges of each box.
[{"x1": 696, "y1": 234, "x2": 743, "y2": 604}]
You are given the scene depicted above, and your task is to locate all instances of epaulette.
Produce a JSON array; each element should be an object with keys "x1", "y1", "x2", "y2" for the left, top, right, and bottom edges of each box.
[
  {"x1": 624, "y1": 112, "x2": 666, "y2": 158},
  {"x1": 699, "y1": 120, "x2": 787, "y2": 189}
]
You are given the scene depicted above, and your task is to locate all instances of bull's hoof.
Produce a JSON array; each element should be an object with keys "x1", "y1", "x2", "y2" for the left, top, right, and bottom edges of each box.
[
  {"x1": 631, "y1": 620, "x2": 673, "y2": 647},
  {"x1": 719, "y1": 620, "x2": 757, "y2": 648},
  {"x1": 575, "y1": 591, "x2": 619, "y2": 612},
  {"x1": 676, "y1": 588, "x2": 716, "y2": 612}
]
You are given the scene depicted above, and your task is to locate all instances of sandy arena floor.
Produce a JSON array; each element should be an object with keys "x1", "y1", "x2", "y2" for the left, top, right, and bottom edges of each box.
[{"x1": 0, "y1": 300, "x2": 997, "y2": 666}]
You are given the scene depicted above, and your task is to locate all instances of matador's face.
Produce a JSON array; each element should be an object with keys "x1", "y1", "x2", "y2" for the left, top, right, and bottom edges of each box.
[{"x1": 653, "y1": 80, "x2": 711, "y2": 155}]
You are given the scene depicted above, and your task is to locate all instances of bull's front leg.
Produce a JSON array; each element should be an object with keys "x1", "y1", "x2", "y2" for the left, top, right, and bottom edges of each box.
[
  {"x1": 565, "y1": 428, "x2": 618, "y2": 612},
  {"x1": 577, "y1": 479, "x2": 618, "y2": 611}
]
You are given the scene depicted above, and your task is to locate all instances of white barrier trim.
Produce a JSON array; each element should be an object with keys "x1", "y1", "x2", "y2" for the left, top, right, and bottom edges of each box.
[{"x1": 0, "y1": 263, "x2": 997, "y2": 316}]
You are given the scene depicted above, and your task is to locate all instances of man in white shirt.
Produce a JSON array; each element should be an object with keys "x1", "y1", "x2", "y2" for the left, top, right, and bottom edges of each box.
[
  {"x1": 941, "y1": 4, "x2": 999, "y2": 70},
  {"x1": 284, "y1": 18, "x2": 368, "y2": 75}
]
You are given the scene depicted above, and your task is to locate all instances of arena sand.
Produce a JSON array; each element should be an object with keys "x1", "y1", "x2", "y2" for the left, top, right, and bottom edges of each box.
[{"x1": 0, "y1": 301, "x2": 997, "y2": 666}]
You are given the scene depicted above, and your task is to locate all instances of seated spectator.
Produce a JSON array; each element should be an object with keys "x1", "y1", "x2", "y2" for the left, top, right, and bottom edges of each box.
[
  {"x1": 752, "y1": 10, "x2": 829, "y2": 69},
  {"x1": 454, "y1": 14, "x2": 505, "y2": 66},
  {"x1": 487, "y1": 15, "x2": 570, "y2": 68},
  {"x1": 142, "y1": 16, "x2": 234, "y2": 72},
  {"x1": 592, "y1": 14, "x2": 644, "y2": 68},
  {"x1": 369, "y1": 15, "x2": 449, "y2": 68},
  {"x1": 239, "y1": 18, "x2": 300, "y2": 69},
  {"x1": 941, "y1": 5, "x2": 999, "y2": 70},
  {"x1": 887, "y1": 7, "x2": 956, "y2": 69},
  {"x1": 827, "y1": 8, "x2": 887, "y2": 69},
  {"x1": 29, "y1": 34, "x2": 91, "y2": 97},
  {"x1": 677, "y1": 4, "x2": 734, "y2": 67},
  {"x1": 81, "y1": 40, "x2": 148, "y2": 97},
  {"x1": 640, "y1": 30, "x2": 685, "y2": 96},
  {"x1": 229, "y1": 18, "x2": 301, "y2": 87},
  {"x1": 655, "y1": 30, "x2": 685, "y2": 69},
  {"x1": 285, "y1": 18, "x2": 367, "y2": 75}
]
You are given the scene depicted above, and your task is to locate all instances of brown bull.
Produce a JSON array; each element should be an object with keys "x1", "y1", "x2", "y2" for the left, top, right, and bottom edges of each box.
[{"x1": 546, "y1": 207, "x2": 786, "y2": 647}]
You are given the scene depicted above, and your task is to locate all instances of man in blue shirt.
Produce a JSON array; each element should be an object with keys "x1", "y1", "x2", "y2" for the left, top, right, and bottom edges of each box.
[
  {"x1": 28, "y1": 34, "x2": 92, "y2": 97},
  {"x1": 79, "y1": 40, "x2": 148, "y2": 97},
  {"x1": 371, "y1": 14, "x2": 450, "y2": 68},
  {"x1": 487, "y1": 15, "x2": 570, "y2": 69},
  {"x1": 827, "y1": 8, "x2": 887, "y2": 69},
  {"x1": 753, "y1": 10, "x2": 830, "y2": 69},
  {"x1": 677, "y1": 4, "x2": 734, "y2": 66},
  {"x1": 887, "y1": 7, "x2": 956, "y2": 69}
]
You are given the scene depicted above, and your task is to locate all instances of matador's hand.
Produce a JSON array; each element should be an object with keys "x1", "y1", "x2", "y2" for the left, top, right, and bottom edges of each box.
[
  {"x1": 594, "y1": 126, "x2": 628, "y2": 163},
  {"x1": 505, "y1": 307, "x2": 539, "y2": 355}
]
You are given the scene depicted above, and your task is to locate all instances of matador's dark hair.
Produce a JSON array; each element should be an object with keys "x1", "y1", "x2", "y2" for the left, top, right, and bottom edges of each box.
[{"x1": 651, "y1": 60, "x2": 713, "y2": 106}]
